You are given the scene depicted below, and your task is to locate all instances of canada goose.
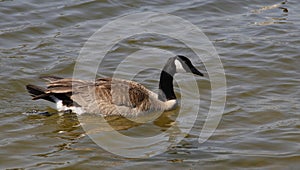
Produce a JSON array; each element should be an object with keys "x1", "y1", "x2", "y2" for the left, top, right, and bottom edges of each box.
[{"x1": 26, "y1": 55, "x2": 203, "y2": 117}]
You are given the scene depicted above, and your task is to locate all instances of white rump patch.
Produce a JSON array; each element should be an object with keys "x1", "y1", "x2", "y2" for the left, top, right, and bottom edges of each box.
[
  {"x1": 56, "y1": 100, "x2": 65, "y2": 111},
  {"x1": 55, "y1": 99, "x2": 85, "y2": 115},
  {"x1": 174, "y1": 59, "x2": 186, "y2": 73}
]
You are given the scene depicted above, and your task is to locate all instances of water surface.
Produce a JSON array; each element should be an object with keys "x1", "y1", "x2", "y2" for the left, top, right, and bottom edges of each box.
[{"x1": 1, "y1": 0, "x2": 299, "y2": 169}]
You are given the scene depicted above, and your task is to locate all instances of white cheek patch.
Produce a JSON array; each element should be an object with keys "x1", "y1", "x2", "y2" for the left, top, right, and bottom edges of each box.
[{"x1": 174, "y1": 59, "x2": 186, "y2": 73}]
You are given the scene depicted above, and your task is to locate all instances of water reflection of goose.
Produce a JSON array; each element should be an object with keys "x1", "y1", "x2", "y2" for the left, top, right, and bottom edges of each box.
[{"x1": 26, "y1": 55, "x2": 203, "y2": 117}]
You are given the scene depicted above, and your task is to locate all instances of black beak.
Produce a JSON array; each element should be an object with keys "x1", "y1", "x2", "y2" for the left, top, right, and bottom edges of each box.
[{"x1": 191, "y1": 67, "x2": 204, "y2": 76}]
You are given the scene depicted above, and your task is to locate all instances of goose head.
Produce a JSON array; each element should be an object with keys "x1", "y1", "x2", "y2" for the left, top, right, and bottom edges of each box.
[
  {"x1": 158, "y1": 55, "x2": 203, "y2": 101},
  {"x1": 163, "y1": 55, "x2": 204, "y2": 76}
]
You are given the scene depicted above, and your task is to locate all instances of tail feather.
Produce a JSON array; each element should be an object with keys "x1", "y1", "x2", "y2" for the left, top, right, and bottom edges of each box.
[
  {"x1": 26, "y1": 84, "x2": 55, "y2": 103},
  {"x1": 26, "y1": 76, "x2": 80, "y2": 108}
]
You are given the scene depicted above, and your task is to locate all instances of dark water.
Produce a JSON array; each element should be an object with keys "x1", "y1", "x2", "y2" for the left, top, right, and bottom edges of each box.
[{"x1": 1, "y1": 0, "x2": 300, "y2": 169}]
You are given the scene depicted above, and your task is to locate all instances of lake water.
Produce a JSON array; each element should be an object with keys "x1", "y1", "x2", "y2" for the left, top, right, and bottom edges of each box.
[{"x1": 1, "y1": 0, "x2": 299, "y2": 169}]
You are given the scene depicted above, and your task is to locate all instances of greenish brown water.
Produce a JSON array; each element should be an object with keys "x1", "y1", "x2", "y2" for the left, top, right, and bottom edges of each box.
[{"x1": 1, "y1": 0, "x2": 300, "y2": 169}]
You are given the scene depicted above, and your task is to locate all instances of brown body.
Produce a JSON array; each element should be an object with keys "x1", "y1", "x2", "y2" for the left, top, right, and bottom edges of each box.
[{"x1": 26, "y1": 76, "x2": 177, "y2": 116}]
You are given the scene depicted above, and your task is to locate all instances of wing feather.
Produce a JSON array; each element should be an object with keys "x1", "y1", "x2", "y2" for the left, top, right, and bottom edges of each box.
[
  {"x1": 71, "y1": 78, "x2": 151, "y2": 115},
  {"x1": 35, "y1": 77, "x2": 152, "y2": 115}
]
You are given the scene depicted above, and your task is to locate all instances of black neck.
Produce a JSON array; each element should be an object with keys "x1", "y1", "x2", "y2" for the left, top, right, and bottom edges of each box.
[{"x1": 158, "y1": 60, "x2": 176, "y2": 101}]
